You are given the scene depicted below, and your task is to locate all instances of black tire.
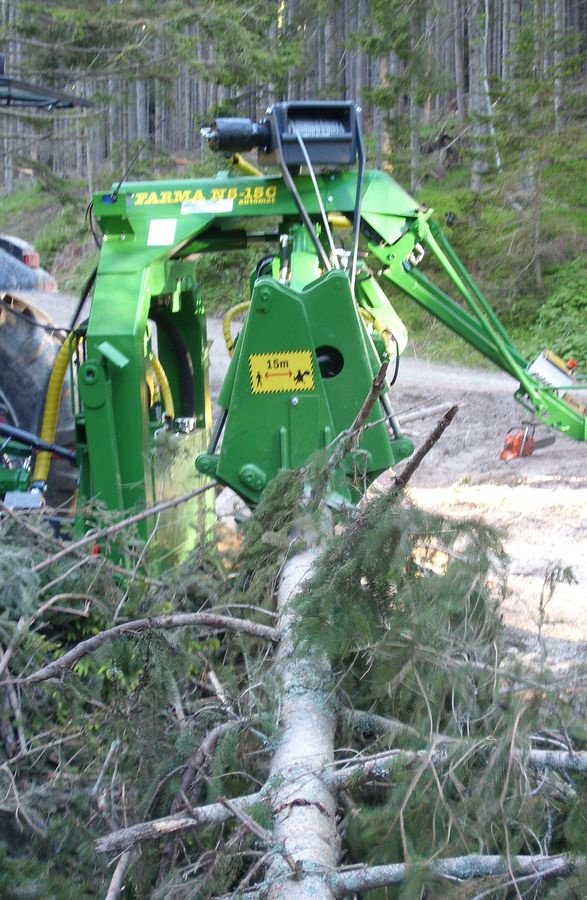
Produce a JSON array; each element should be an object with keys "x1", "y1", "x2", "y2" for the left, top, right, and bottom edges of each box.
[{"x1": 0, "y1": 295, "x2": 76, "y2": 507}]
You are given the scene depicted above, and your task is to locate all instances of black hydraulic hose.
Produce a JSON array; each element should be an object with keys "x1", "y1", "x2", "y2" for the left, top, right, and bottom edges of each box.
[
  {"x1": 68, "y1": 265, "x2": 97, "y2": 331},
  {"x1": 148, "y1": 309, "x2": 195, "y2": 418},
  {"x1": 271, "y1": 119, "x2": 331, "y2": 273},
  {"x1": 349, "y1": 116, "x2": 365, "y2": 298},
  {"x1": 0, "y1": 421, "x2": 76, "y2": 463}
]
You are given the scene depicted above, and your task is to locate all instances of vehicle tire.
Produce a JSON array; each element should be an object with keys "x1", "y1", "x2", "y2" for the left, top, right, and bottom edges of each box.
[{"x1": 0, "y1": 294, "x2": 76, "y2": 507}]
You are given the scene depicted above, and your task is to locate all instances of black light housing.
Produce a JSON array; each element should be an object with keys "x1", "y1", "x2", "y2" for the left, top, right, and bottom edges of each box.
[
  {"x1": 265, "y1": 101, "x2": 358, "y2": 167},
  {"x1": 203, "y1": 100, "x2": 359, "y2": 168}
]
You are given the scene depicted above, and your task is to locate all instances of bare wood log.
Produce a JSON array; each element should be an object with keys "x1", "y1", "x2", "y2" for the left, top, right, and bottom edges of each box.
[
  {"x1": 328, "y1": 853, "x2": 583, "y2": 897},
  {"x1": 5, "y1": 613, "x2": 279, "y2": 687},
  {"x1": 96, "y1": 549, "x2": 343, "y2": 881},
  {"x1": 265, "y1": 548, "x2": 340, "y2": 900}
]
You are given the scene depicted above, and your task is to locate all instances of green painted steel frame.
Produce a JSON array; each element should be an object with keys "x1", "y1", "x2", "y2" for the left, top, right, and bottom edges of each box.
[
  {"x1": 80, "y1": 163, "x2": 586, "y2": 554},
  {"x1": 368, "y1": 212, "x2": 587, "y2": 441},
  {"x1": 85, "y1": 168, "x2": 420, "y2": 526}
]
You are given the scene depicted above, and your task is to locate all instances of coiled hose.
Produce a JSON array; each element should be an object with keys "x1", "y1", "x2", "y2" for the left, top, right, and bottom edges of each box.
[
  {"x1": 32, "y1": 333, "x2": 80, "y2": 484},
  {"x1": 32, "y1": 333, "x2": 176, "y2": 487},
  {"x1": 149, "y1": 309, "x2": 195, "y2": 417}
]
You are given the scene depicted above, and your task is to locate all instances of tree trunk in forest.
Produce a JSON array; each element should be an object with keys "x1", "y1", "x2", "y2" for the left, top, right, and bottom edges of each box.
[
  {"x1": 553, "y1": 0, "x2": 565, "y2": 131},
  {"x1": 409, "y1": 76, "x2": 421, "y2": 193},
  {"x1": 374, "y1": 55, "x2": 388, "y2": 169},
  {"x1": 469, "y1": 0, "x2": 501, "y2": 192}
]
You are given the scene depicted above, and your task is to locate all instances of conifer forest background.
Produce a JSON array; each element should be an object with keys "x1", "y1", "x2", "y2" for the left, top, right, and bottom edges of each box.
[
  {"x1": 1, "y1": 2, "x2": 587, "y2": 899},
  {"x1": 1, "y1": 0, "x2": 586, "y2": 192}
]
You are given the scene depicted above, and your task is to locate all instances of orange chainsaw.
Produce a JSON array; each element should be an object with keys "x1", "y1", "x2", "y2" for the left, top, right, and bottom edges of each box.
[{"x1": 500, "y1": 425, "x2": 556, "y2": 461}]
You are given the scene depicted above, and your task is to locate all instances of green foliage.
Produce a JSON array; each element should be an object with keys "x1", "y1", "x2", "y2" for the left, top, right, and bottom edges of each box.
[
  {"x1": 0, "y1": 468, "x2": 585, "y2": 896},
  {"x1": 0, "y1": 546, "x2": 39, "y2": 615},
  {"x1": 292, "y1": 484, "x2": 584, "y2": 888},
  {"x1": 530, "y1": 256, "x2": 587, "y2": 367}
]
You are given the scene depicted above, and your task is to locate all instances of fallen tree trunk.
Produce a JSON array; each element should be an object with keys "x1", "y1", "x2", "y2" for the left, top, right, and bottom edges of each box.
[{"x1": 264, "y1": 547, "x2": 339, "y2": 899}]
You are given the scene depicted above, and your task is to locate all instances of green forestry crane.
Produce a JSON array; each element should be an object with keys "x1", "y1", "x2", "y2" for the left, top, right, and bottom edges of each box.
[{"x1": 1, "y1": 101, "x2": 585, "y2": 566}]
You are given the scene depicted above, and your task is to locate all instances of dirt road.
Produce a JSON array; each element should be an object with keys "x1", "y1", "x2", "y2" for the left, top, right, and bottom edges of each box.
[{"x1": 390, "y1": 354, "x2": 587, "y2": 666}]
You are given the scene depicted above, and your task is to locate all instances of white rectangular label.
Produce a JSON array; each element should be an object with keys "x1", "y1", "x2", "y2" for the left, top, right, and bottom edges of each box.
[
  {"x1": 147, "y1": 219, "x2": 177, "y2": 246},
  {"x1": 181, "y1": 199, "x2": 234, "y2": 215}
]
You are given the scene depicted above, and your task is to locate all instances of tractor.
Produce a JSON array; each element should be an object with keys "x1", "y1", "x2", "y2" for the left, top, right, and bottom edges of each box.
[{"x1": 1, "y1": 100, "x2": 585, "y2": 568}]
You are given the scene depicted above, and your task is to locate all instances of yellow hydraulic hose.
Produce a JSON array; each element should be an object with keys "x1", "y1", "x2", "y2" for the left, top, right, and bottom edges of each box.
[
  {"x1": 228, "y1": 153, "x2": 263, "y2": 177},
  {"x1": 222, "y1": 302, "x2": 250, "y2": 356},
  {"x1": 33, "y1": 336, "x2": 176, "y2": 486},
  {"x1": 359, "y1": 308, "x2": 392, "y2": 352},
  {"x1": 222, "y1": 303, "x2": 390, "y2": 360},
  {"x1": 327, "y1": 212, "x2": 352, "y2": 229},
  {"x1": 32, "y1": 333, "x2": 79, "y2": 484},
  {"x1": 150, "y1": 354, "x2": 175, "y2": 420}
]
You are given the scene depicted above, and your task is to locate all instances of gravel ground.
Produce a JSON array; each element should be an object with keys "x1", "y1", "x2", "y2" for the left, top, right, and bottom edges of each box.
[{"x1": 389, "y1": 353, "x2": 587, "y2": 673}]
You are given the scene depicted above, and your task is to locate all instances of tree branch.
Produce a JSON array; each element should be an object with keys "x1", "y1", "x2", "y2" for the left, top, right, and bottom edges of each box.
[
  {"x1": 393, "y1": 405, "x2": 458, "y2": 493},
  {"x1": 5, "y1": 613, "x2": 279, "y2": 686},
  {"x1": 332, "y1": 362, "x2": 389, "y2": 463},
  {"x1": 104, "y1": 850, "x2": 134, "y2": 900},
  {"x1": 328, "y1": 853, "x2": 583, "y2": 897},
  {"x1": 95, "y1": 743, "x2": 587, "y2": 857},
  {"x1": 33, "y1": 482, "x2": 217, "y2": 574},
  {"x1": 95, "y1": 790, "x2": 265, "y2": 855},
  {"x1": 344, "y1": 712, "x2": 587, "y2": 771},
  {"x1": 157, "y1": 721, "x2": 237, "y2": 881}
]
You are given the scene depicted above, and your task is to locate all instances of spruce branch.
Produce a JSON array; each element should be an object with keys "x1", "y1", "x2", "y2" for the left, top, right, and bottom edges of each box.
[
  {"x1": 216, "y1": 853, "x2": 584, "y2": 899},
  {"x1": 158, "y1": 721, "x2": 236, "y2": 881},
  {"x1": 1, "y1": 499, "x2": 164, "y2": 586},
  {"x1": 94, "y1": 743, "x2": 587, "y2": 856},
  {"x1": 392, "y1": 404, "x2": 458, "y2": 493},
  {"x1": 328, "y1": 361, "x2": 389, "y2": 470},
  {"x1": 95, "y1": 790, "x2": 266, "y2": 854},
  {"x1": 4, "y1": 613, "x2": 279, "y2": 686}
]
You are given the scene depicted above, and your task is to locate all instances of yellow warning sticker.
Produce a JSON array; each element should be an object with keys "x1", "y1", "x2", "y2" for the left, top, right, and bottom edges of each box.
[{"x1": 249, "y1": 351, "x2": 315, "y2": 394}]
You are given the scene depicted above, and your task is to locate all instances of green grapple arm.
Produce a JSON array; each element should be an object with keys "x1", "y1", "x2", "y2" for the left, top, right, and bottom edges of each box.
[{"x1": 366, "y1": 209, "x2": 587, "y2": 441}]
